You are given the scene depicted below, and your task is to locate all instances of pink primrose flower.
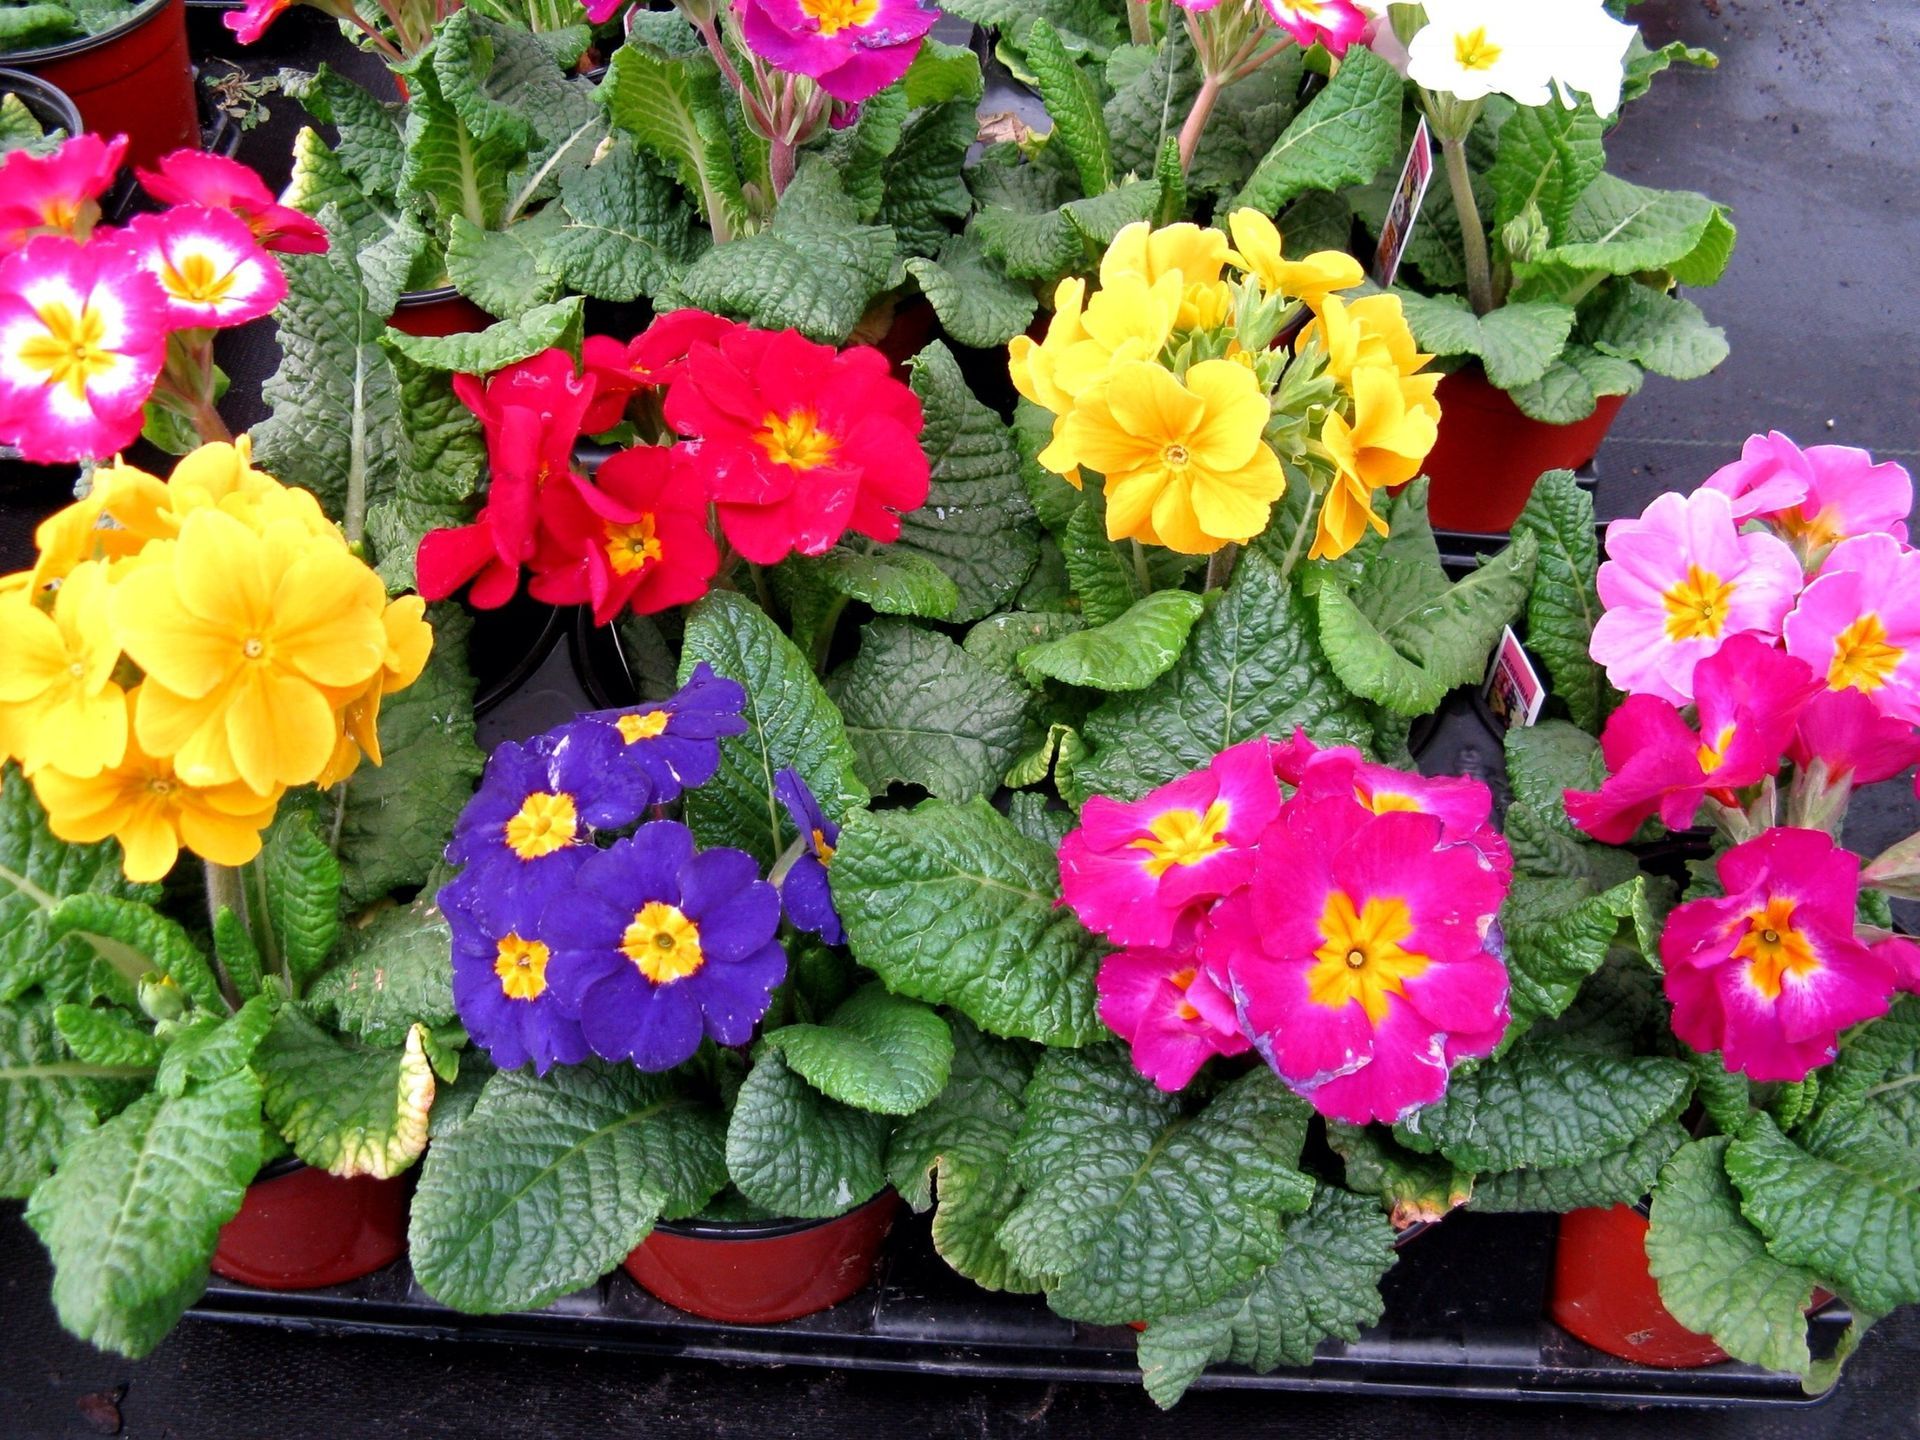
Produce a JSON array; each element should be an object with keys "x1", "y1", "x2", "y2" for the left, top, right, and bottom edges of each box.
[
  {"x1": 0, "y1": 134, "x2": 126, "y2": 257},
  {"x1": 1789, "y1": 685, "x2": 1920, "y2": 786},
  {"x1": 123, "y1": 205, "x2": 287, "y2": 331},
  {"x1": 135, "y1": 150, "x2": 329, "y2": 255},
  {"x1": 1702, "y1": 430, "x2": 1912, "y2": 554},
  {"x1": 1261, "y1": 0, "x2": 1369, "y2": 54},
  {"x1": 1096, "y1": 946, "x2": 1251, "y2": 1091},
  {"x1": 736, "y1": 0, "x2": 942, "y2": 104},
  {"x1": 1784, "y1": 533, "x2": 1920, "y2": 725}
]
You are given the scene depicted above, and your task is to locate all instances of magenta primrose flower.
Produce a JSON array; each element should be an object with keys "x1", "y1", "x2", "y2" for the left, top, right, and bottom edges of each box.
[
  {"x1": 224, "y1": 0, "x2": 292, "y2": 44},
  {"x1": 124, "y1": 205, "x2": 287, "y2": 331},
  {"x1": 136, "y1": 149, "x2": 329, "y2": 255},
  {"x1": 1201, "y1": 793, "x2": 1510, "y2": 1125},
  {"x1": 1566, "y1": 636, "x2": 1822, "y2": 845},
  {"x1": 1591, "y1": 487, "x2": 1804, "y2": 705},
  {"x1": 1097, "y1": 946, "x2": 1250, "y2": 1092},
  {"x1": 1702, "y1": 430, "x2": 1912, "y2": 554},
  {"x1": 1784, "y1": 533, "x2": 1920, "y2": 724},
  {"x1": 0, "y1": 234, "x2": 168, "y2": 462},
  {"x1": 1058, "y1": 736, "x2": 1281, "y2": 950},
  {"x1": 1661, "y1": 827, "x2": 1895, "y2": 1082},
  {"x1": 1261, "y1": 0, "x2": 1369, "y2": 55},
  {"x1": 1789, "y1": 685, "x2": 1920, "y2": 786},
  {"x1": 0, "y1": 134, "x2": 125, "y2": 257},
  {"x1": 737, "y1": 0, "x2": 942, "y2": 105}
]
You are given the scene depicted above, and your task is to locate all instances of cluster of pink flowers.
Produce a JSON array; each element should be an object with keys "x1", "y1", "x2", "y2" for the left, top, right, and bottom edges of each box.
[
  {"x1": 1573, "y1": 432, "x2": 1920, "y2": 1081},
  {"x1": 0, "y1": 139, "x2": 319, "y2": 463},
  {"x1": 1059, "y1": 732, "x2": 1513, "y2": 1124},
  {"x1": 416, "y1": 310, "x2": 930, "y2": 625}
]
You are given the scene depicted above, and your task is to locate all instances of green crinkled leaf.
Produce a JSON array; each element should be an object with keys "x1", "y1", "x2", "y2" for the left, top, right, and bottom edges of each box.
[
  {"x1": 48, "y1": 895, "x2": 216, "y2": 1019},
  {"x1": 598, "y1": 43, "x2": 749, "y2": 241},
  {"x1": 767, "y1": 983, "x2": 953, "y2": 1116},
  {"x1": 1025, "y1": 18, "x2": 1112, "y2": 198},
  {"x1": 900, "y1": 343, "x2": 1042, "y2": 621},
  {"x1": 411, "y1": 1061, "x2": 728, "y2": 1312},
  {"x1": 1396, "y1": 1036, "x2": 1691, "y2": 1173},
  {"x1": 283, "y1": 65, "x2": 406, "y2": 197},
  {"x1": 1001, "y1": 1048, "x2": 1316, "y2": 1324},
  {"x1": 887, "y1": 1017, "x2": 1042, "y2": 1292},
  {"x1": 1018, "y1": 589, "x2": 1205, "y2": 693},
  {"x1": 1398, "y1": 292, "x2": 1576, "y2": 389},
  {"x1": 1502, "y1": 874, "x2": 1646, "y2": 1028},
  {"x1": 1325, "y1": 1122, "x2": 1473, "y2": 1228},
  {"x1": 1076, "y1": 549, "x2": 1372, "y2": 801},
  {"x1": 444, "y1": 211, "x2": 563, "y2": 319},
  {"x1": 1538, "y1": 173, "x2": 1719, "y2": 276},
  {"x1": 879, "y1": 99, "x2": 978, "y2": 257},
  {"x1": 1473, "y1": 1121, "x2": 1686, "y2": 1213},
  {"x1": 678, "y1": 591, "x2": 867, "y2": 868},
  {"x1": 964, "y1": 611, "x2": 1087, "y2": 686},
  {"x1": 1669, "y1": 207, "x2": 1737, "y2": 288},
  {"x1": 1687, "y1": 1046, "x2": 1754, "y2": 1135},
  {"x1": 259, "y1": 808, "x2": 342, "y2": 990},
  {"x1": 832, "y1": 799, "x2": 1104, "y2": 1047},
  {"x1": 333, "y1": 604, "x2": 485, "y2": 908},
  {"x1": 212, "y1": 908, "x2": 264, "y2": 1004},
  {"x1": 1060, "y1": 501, "x2": 1138, "y2": 627},
  {"x1": 725, "y1": 1049, "x2": 891, "y2": 1217},
  {"x1": 154, "y1": 994, "x2": 277, "y2": 1099},
  {"x1": 25, "y1": 1070, "x2": 262, "y2": 1358},
  {"x1": 381, "y1": 296, "x2": 584, "y2": 373},
  {"x1": 394, "y1": 53, "x2": 519, "y2": 231},
  {"x1": 904, "y1": 38, "x2": 984, "y2": 106},
  {"x1": 1647, "y1": 1135, "x2": 1825, "y2": 1377},
  {"x1": 2, "y1": 1001, "x2": 146, "y2": 1198},
  {"x1": 905, "y1": 232, "x2": 1039, "y2": 350},
  {"x1": 1487, "y1": 101, "x2": 1605, "y2": 234},
  {"x1": 1229, "y1": 47, "x2": 1402, "y2": 216},
  {"x1": 52, "y1": 1004, "x2": 161, "y2": 1071},
  {"x1": 1137, "y1": 1186, "x2": 1397, "y2": 1408},
  {"x1": 303, "y1": 899, "x2": 456, "y2": 1045},
  {"x1": 809, "y1": 547, "x2": 959, "y2": 620},
  {"x1": 549, "y1": 140, "x2": 705, "y2": 303},
  {"x1": 1585, "y1": 283, "x2": 1729, "y2": 381},
  {"x1": 828, "y1": 620, "x2": 1031, "y2": 803},
  {"x1": 1511, "y1": 470, "x2": 1610, "y2": 733},
  {"x1": 254, "y1": 1007, "x2": 433, "y2": 1179},
  {"x1": 826, "y1": 85, "x2": 907, "y2": 222}
]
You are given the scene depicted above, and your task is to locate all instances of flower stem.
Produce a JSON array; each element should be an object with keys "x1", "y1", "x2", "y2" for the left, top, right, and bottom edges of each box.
[
  {"x1": 1127, "y1": 0, "x2": 1150, "y2": 46},
  {"x1": 1130, "y1": 538, "x2": 1152, "y2": 594},
  {"x1": 1439, "y1": 129, "x2": 1494, "y2": 316},
  {"x1": 1203, "y1": 541, "x2": 1238, "y2": 593},
  {"x1": 201, "y1": 863, "x2": 247, "y2": 1011},
  {"x1": 1276, "y1": 491, "x2": 1320, "y2": 584},
  {"x1": 1177, "y1": 72, "x2": 1223, "y2": 172},
  {"x1": 769, "y1": 137, "x2": 797, "y2": 198}
]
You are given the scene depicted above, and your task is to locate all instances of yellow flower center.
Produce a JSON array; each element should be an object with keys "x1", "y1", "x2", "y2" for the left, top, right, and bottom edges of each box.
[
  {"x1": 1453, "y1": 25, "x2": 1503, "y2": 71},
  {"x1": 41, "y1": 198, "x2": 80, "y2": 229},
  {"x1": 603, "y1": 513, "x2": 664, "y2": 577},
  {"x1": 161, "y1": 250, "x2": 240, "y2": 307},
  {"x1": 1829, "y1": 613, "x2": 1905, "y2": 693},
  {"x1": 1696, "y1": 723, "x2": 1738, "y2": 774},
  {"x1": 1129, "y1": 800, "x2": 1232, "y2": 877},
  {"x1": 1162, "y1": 442, "x2": 1191, "y2": 468},
  {"x1": 242, "y1": 636, "x2": 267, "y2": 660},
  {"x1": 616, "y1": 710, "x2": 671, "y2": 743},
  {"x1": 147, "y1": 777, "x2": 175, "y2": 797},
  {"x1": 504, "y1": 790, "x2": 578, "y2": 860},
  {"x1": 1732, "y1": 896, "x2": 1820, "y2": 1000},
  {"x1": 17, "y1": 299, "x2": 115, "y2": 401},
  {"x1": 1168, "y1": 965, "x2": 1200, "y2": 1022},
  {"x1": 620, "y1": 900, "x2": 705, "y2": 984},
  {"x1": 812, "y1": 827, "x2": 835, "y2": 864},
  {"x1": 797, "y1": 0, "x2": 878, "y2": 34},
  {"x1": 1306, "y1": 891, "x2": 1429, "y2": 1027},
  {"x1": 756, "y1": 408, "x2": 839, "y2": 470},
  {"x1": 1662, "y1": 564, "x2": 1736, "y2": 643},
  {"x1": 493, "y1": 933, "x2": 551, "y2": 1001},
  {"x1": 1359, "y1": 786, "x2": 1423, "y2": 815}
]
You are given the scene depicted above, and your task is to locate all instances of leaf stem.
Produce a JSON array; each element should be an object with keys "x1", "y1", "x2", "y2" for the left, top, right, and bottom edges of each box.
[
  {"x1": 1276, "y1": 490, "x2": 1320, "y2": 585},
  {"x1": 1130, "y1": 538, "x2": 1152, "y2": 594},
  {"x1": 201, "y1": 862, "x2": 248, "y2": 1011},
  {"x1": 1127, "y1": 0, "x2": 1150, "y2": 46},
  {"x1": 1203, "y1": 541, "x2": 1238, "y2": 593}
]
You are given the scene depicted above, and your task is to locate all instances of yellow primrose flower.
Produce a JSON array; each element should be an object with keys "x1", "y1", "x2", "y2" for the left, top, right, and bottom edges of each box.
[
  {"x1": 28, "y1": 463, "x2": 172, "y2": 591},
  {"x1": 1101, "y1": 221, "x2": 1238, "y2": 333},
  {"x1": 32, "y1": 691, "x2": 282, "y2": 882},
  {"x1": 0, "y1": 561, "x2": 127, "y2": 777},
  {"x1": 1061, "y1": 358, "x2": 1286, "y2": 555},
  {"x1": 112, "y1": 508, "x2": 390, "y2": 794},
  {"x1": 1008, "y1": 276, "x2": 1088, "y2": 418},
  {"x1": 1030, "y1": 272, "x2": 1186, "y2": 480},
  {"x1": 318, "y1": 594, "x2": 436, "y2": 784},
  {"x1": 1226, "y1": 210, "x2": 1366, "y2": 311},
  {"x1": 1304, "y1": 293, "x2": 1436, "y2": 390},
  {"x1": 1313, "y1": 363, "x2": 1441, "y2": 560}
]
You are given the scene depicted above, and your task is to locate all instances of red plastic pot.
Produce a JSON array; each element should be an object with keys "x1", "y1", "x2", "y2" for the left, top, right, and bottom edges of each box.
[
  {"x1": 5, "y1": 0, "x2": 197, "y2": 172},
  {"x1": 622, "y1": 1190, "x2": 900, "y2": 1324},
  {"x1": 1422, "y1": 364, "x2": 1628, "y2": 533},
  {"x1": 388, "y1": 286, "x2": 495, "y2": 338},
  {"x1": 1551, "y1": 1203, "x2": 1727, "y2": 1367},
  {"x1": 210, "y1": 1159, "x2": 410, "y2": 1290}
]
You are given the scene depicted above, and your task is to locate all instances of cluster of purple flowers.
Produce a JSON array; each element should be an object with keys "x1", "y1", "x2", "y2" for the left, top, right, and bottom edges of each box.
[{"x1": 439, "y1": 665, "x2": 849, "y2": 1074}]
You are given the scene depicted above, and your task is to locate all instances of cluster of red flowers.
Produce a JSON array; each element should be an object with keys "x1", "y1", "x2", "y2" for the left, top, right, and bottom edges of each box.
[{"x1": 416, "y1": 311, "x2": 931, "y2": 625}]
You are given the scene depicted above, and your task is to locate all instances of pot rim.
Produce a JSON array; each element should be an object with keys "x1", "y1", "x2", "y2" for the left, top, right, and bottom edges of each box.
[
  {"x1": 652, "y1": 1189, "x2": 894, "y2": 1242},
  {"x1": 1, "y1": 0, "x2": 171, "y2": 65},
  {"x1": 255, "y1": 1152, "x2": 307, "y2": 1184},
  {"x1": 395, "y1": 284, "x2": 463, "y2": 307},
  {"x1": 472, "y1": 601, "x2": 572, "y2": 717},
  {"x1": 0, "y1": 65, "x2": 83, "y2": 133}
]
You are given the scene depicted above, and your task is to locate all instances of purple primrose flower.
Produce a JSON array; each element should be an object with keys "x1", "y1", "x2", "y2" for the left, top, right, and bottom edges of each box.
[
  {"x1": 548, "y1": 662, "x2": 748, "y2": 830},
  {"x1": 773, "y1": 767, "x2": 843, "y2": 945}
]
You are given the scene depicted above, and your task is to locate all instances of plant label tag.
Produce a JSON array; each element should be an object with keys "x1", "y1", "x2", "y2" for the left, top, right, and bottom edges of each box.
[
  {"x1": 1372, "y1": 116, "x2": 1433, "y2": 288},
  {"x1": 1484, "y1": 626, "x2": 1546, "y2": 730}
]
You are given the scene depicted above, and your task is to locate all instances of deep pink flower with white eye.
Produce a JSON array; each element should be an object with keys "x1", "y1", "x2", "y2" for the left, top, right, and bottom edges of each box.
[
  {"x1": 123, "y1": 205, "x2": 286, "y2": 331},
  {"x1": 1702, "y1": 430, "x2": 1912, "y2": 553},
  {"x1": 0, "y1": 134, "x2": 126, "y2": 256},
  {"x1": 1200, "y1": 794, "x2": 1510, "y2": 1126},
  {"x1": 135, "y1": 150, "x2": 328, "y2": 255},
  {"x1": 1097, "y1": 946, "x2": 1251, "y2": 1091},
  {"x1": 736, "y1": 0, "x2": 942, "y2": 104},
  {"x1": 1661, "y1": 827, "x2": 1894, "y2": 1082},
  {"x1": 1261, "y1": 0, "x2": 1369, "y2": 54},
  {"x1": 1591, "y1": 487, "x2": 1805, "y2": 705},
  {"x1": 1059, "y1": 738, "x2": 1281, "y2": 949},
  {"x1": 1789, "y1": 686, "x2": 1920, "y2": 786},
  {"x1": 1785, "y1": 533, "x2": 1920, "y2": 725},
  {"x1": 0, "y1": 234, "x2": 168, "y2": 462},
  {"x1": 1566, "y1": 636, "x2": 1822, "y2": 844}
]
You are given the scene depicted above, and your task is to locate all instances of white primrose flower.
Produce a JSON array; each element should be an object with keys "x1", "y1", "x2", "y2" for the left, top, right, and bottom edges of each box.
[{"x1": 1403, "y1": 0, "x2": 1636, "y2": 117}]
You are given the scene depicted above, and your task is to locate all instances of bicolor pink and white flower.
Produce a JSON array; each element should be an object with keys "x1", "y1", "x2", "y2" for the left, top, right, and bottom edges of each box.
[
  {"x1": 1201, "y1": 794, "x2": 1510, "y2": 1125},
  {"x1": 1096, "y1": 946, "x2": 1251, "y2": 1091},
  {"x1": 737, "y1": 0, "x2": 943, "y2": 104},
  {"x1": 1661, "y1": 827, "x2": 1894, "y2": 1082},
  {"x1": 135, "y1": 149, "x2": 328, "y2": 255},
  {"x1": 0, "y1": 134, "x2": 126, "y2": 257},
  {"x1": 1702, "y1": 430, "x2": 1912, "y2": 556},
  {"x1": 1784, "y1": 533, "x2": 1920, "y2": 724},
  {"x1": 1058, "y1": 737, "x2": 1281, "y2": 949},
  {"x1": 1591, "y1": 487, "x2": 1804, "y2": 705},
  {"x1": 123, "y1": 205, "x2": 287, "y2": 331},
  {"x1": 1566, "y1": 637, "x2": 1822, "y2": 844},
  {"x1": 0, "y1": 235, "x2": 168, "y2": 462},
  {"x1": 1789, "y1": 686, "x2": 1920, "y2": 787},
  {"x1": 1261, "y1": 0, "x2": 1369, "y2": 54}
]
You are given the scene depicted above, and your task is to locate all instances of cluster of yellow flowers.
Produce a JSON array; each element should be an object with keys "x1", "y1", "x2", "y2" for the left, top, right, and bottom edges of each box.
[
  {"x1": 0, "y1": 440, "x2": 432, "y2": 881},
  {"x1": 1009, "y1": 210, "x2": 1440, "y2": 561}
]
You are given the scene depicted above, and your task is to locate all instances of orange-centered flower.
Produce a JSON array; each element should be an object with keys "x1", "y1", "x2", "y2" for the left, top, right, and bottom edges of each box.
[
  {"x1": 493, "y1": 933, "x2": 552, "y2": 1001},
  {"x1": 1130, "y1": 801, "x2": 1233, "y2": 877},
  {"x1": 1662, "y1": 563, "x2": 1736, "y2": 643},
  {"x1": 756, "y1": 409, "x2": 840, "y2": 470},
  {"x1": 1732, "y1": 896, "x2": 1821, "y2": 999},
  {"x1": 505, "y1": 791, "x2": 579, "y2": 860},
  {"x1": 621, "y1": 900, "x2": 706, "y2": 985},
  {"x1": 1306, "y1": 891, "x2": 1430, "y2": 1027}
]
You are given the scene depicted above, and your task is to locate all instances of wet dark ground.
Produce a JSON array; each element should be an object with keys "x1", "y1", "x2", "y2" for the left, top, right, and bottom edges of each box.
[{"x1": 3, "y1": 0, "x2": 1920, "y2": 1435}]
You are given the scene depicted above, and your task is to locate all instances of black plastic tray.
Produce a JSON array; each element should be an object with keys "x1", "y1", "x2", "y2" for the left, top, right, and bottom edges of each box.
[{"x1": 184, "y1": 1208, "x2": 1842, "y2": 1408}]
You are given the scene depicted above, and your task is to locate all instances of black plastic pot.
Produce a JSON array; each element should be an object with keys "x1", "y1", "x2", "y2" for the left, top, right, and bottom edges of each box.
[{"x1": 0, "y1": 65, "x2": 83, "y2": 136}]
